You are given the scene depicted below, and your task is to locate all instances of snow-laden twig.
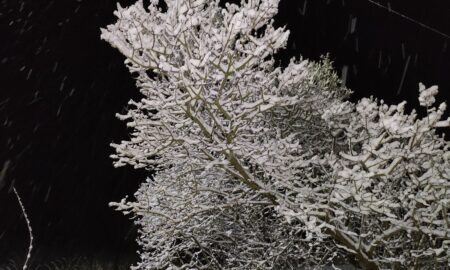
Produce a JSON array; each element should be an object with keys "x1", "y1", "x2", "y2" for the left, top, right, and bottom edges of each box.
[{"x1": 13, "y1": 187, "x2": 33, "y2": 270}]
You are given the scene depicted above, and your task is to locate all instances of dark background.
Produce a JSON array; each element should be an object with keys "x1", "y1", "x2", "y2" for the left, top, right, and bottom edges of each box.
[{"x1": 1, "y1": 0, "x2": 449, "y2": 268}]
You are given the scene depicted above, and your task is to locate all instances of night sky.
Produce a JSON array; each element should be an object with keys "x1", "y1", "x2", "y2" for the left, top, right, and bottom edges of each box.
[{"x1": 1, "y1": 0, "x2": 449, "y2": 267}]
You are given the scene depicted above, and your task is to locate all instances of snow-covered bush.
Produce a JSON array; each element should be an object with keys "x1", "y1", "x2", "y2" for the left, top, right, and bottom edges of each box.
[
  {"x1": 288, "y1": 87, "x2": 450, "y2": 269},
  {"x1": 101, "y1": 0, "x2": 450, "y2": 268}
]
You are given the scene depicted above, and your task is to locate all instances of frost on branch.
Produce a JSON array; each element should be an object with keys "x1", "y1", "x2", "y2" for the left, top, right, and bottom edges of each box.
[{"x1": 102, "y1": 0, "x2": 449, "y2": 269}]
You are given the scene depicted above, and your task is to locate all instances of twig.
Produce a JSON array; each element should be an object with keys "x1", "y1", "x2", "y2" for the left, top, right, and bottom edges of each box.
[{"x1": 13, "y1": 187, "x2": 33, "y2": 270}]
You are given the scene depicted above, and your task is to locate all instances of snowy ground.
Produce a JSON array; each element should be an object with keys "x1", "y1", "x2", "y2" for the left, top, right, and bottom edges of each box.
[{"x1": 0, "y1": 250, "x2": 136, "y2": 270}]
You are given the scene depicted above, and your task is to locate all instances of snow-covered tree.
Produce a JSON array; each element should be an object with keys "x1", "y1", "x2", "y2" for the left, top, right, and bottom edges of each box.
[{"x1": 101, "y1": 0, "x2": 450, "y2": 268}]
